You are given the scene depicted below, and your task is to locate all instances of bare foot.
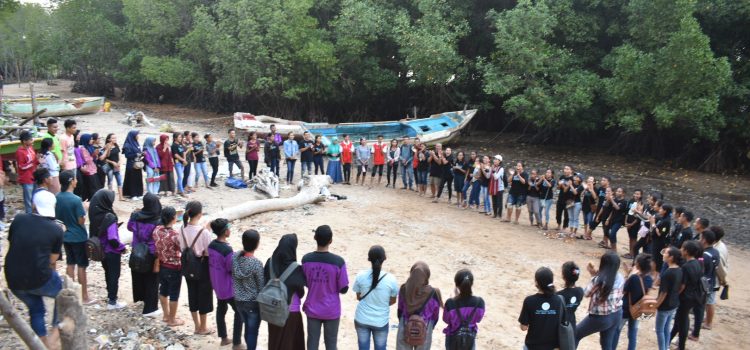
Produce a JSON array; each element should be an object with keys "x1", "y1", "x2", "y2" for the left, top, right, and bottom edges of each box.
[
  {"x1": 167, "y1": 318, "x2": 185, "y2": 327},
  {"x1": 220, "y1": 338, "x2": 232, "y2": 346},
  {"x1": 195, "y1": 328, "x2": 215, "y2": 335}
]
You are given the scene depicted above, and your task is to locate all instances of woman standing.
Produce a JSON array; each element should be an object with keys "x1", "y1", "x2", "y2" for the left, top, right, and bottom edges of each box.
[
  {"x1": 353, "y1": 246, "x2": 399, "y2": 350},
  {"x1": 205, "y1": 134, "x2": 221, "y2": 186},
  {"x1": 157, "y1": 134, "x2": 175, "y2": 196},
  {"x1": 575, "y1": 251, "x2": 625, "y2": 350},
  {"x1": 622, "y1": 190, "x2": 643, "y2": 260},
  {"x1": 192, "y1": 133, "x2": 210, "y2": 188},
  {"x1": 519, "y1": 266, "x2": 563, "y2": 350},
  {"x1": 605, "y1": 188, "x2": 628, "y2": 251},
  {"x1": 341, "y1": 135, "x2": 354, "y2": 185},
  {"x1": 581, "y1": 176, "x2": 598, "y2": 240},
  {"x1": 566, "y1": 175, "x2": 583, "y2": 237},
  {"x1": 385, "y1": 139, "x2": 400, "y2": 188},
  {"x1": 526, "y1": 169, "x2": 542, "y2": 227},
  {"x1": 180, "y1": 201, "x2": 215, "y2": 335},
  {"x1": 655, "y1": 247, "x2": 682, "y2": 350},
  {"x1": 245, "y1": 132, "x2": 260, "y2": 180},
  {"x1": 232, "y1": 229, "x2": 264, "y2": 349},
  {"x1": 143, "y1": 136, "x2": 161, "y2": 195},
  {"x1": 313, "y1": 135, "x2": 326, "y2": 175},
  {"x1": 79, "y1": 134, "x2": 102, "y2": 201},
  {"x1": 489, "y1": 155, "x2": 505, "y2": 218},
  {"x1": 613, "y1": 253, "x2": 653, "y2": 350},
  {"x1": 171, "y1": 133, "x2": 187, "y2": 197},
  {"x1": 38, "y1": 138, "x2": 61, "y2": 194},
  {"x1": 478, "y1": 156, "x2": 492, "y2": 216},
  {"x1": 452, "y1": 152, "x2": 468, "y2": 208},
  {"x1": 326, "y1": 137, "x2": 344, "y2": 183},
  {"x1": 557, "y1": 261, "x2": 584, "y2": 329},
  {"x1": 92, "y1": 133, "x2": 106, "y2": 189},
  {"x1": 122, "y1": 130, "x2": 144, "y2": 200},
  {"x1": 416, "y1": 152, "x2": 429, "y2": 196},
  {"x1": 89, "y1": 189, "x2": 127, "y2": 309},
  {"x1": 264, "y1": 234, "x2": 307, "y2": 350},
  {"x1": 208, "y1": 219, "x2": 243, "y2": 348},
  {"x1": 435, "y1": 147, "x2": 454, "y2": 203},
  {"x1": 556, "y1": 166, "x2": 573, "y2": 231},
  {"x1": 504, "y1": 162, "x2": 529, "y2": 224},
  {"x1": 101, "y1": 134, "x2": 124, "y2": 200},
  {"x1": 670, "y1": 241, "x2": 704, "y2": 350},
  {"x1": 128, "y1": 193, "x2": 162, "y2": 317},
  {"x1": 396, "y1": 261, "x2": 443, "y2": 350},
  {"x1": 182, "y1": 132, "x2": 195, "y2": 193},
  {"x1": 153, "y1": 207, "x2": 184, "y2": 326},
  {"x1": 443, "y1": 269, "x2": 485, "y2": 349}
]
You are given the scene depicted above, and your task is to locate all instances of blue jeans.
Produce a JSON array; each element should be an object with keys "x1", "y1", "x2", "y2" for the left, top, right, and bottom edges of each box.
[
  {"x1": 286, "y1": 159, "x2": 296, "y2": 183},
  {"x1": 416, "y1": 170, "x2": 428, "y2": 185},
  {"x1": 655, "y1": 308, "x2": 676, "y2": 350},
  {"x1": 354, "y1": 320, "x2": 388, "y2": 350},
  {"x1": 584, "y1": 211, "x2": 594, "y2": 226},
  {"x1": 541, "y1": 198, "x2": 553, "y2": 224},
  {"x1": 22, "y1": 183, "x2": 34, "y2": 213},
  {"x1": 400, "y1": 163, "x2": 414, "y2": 188},
  {"x1": 194, "y1": 161, "x2": 209, "y2": 186},
  {"x1": 609, "y1": 221, "x2": 624, "y2": 246},
  {"x1": 469, "y1": 181, "x2": 481, "y2": 205},
  {"x1": 236, "y1": 301, "x2": 261, "y2": 349},
  {"x1": 105, "y1": 167, "x2": 122, "y2": 189},
  {"x1": 480, "y1": 185, "x2": 491, "y2": 213},
  {"x1": 269, "y1": 157, "x2": 280, "y2": 176},
  {"x1": 461, "y1": 180, "x2": 471, "y2": 202},
  {"x1": 567, "y1": 202, "x2": 582, "y2": 229},
  {"x1": 145, "y1": 166, "x2": 160, "y2": 194},
  {"x1": 575, "y1": 309, "x2": 622, "y2": 350},
  {"x1": 614, "y1": 317, "x2": 639, "y2": 350},
  {"x1": 12, "y1": 271, "x2": 62, "y2": 336},
  {"x1": 174, "y1": 162, "x2": 185, "y2": 193},
  {"x1": 301, "y1": 161, "x2": 313, "y2": 175}
]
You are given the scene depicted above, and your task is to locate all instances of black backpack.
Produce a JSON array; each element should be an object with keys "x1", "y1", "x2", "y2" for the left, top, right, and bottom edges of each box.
[
  {"x1": 180, "y1": 228, "x2": 205, "y2": 280},
  {"x1": 129, "y1": 221, "x2": 155, "y2": 273},
  {"x1": 448, "y1": 299, "x2": 478, "y2": 350}
]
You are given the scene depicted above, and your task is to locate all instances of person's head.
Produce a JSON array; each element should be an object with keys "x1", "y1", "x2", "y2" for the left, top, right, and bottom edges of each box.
[
  {"x1": 632, "y1": 189, "x2": 642, "y2": 201},
  {"x1": 694, "y1": 217, "x2": 709, "y2": 231},
  {"x1": 573, "y1": 175, "x2": 583, "y2": 186},
  {"x1": 344, "y1": 134, "x2": 350, "y2": 141},
  {"x1": 183, "y1": 132, "x2": 191, "y2": 142},
  {"x1": 19, "y1": 131, "x2": 33, "y2": 146},
  {"x1": 106, "y1": 133, "x2": 117, "y2": 145},
  {"x1": 249, "y1": 131, "x2": 257, "y2": 141},
  {"x1": 64, "y1": 119, "x2": 77, "y2": 134},
  {"x1": 33, "y1": 167, "x2": 51, "y2": 187},
  {"x1": 59, "y1": 170, "x2": 77, "y2": 192},
  {"x1": 445, "y1": 147, "x2": 452, "y2": 156},
  {"x1": 546, "y1": 169, "x2": 554, "y2": 179},
  {"x1": 160, "y1": 206, "x2": 177, "y2": 227},
  {"x1": 228, "y1": 129, "x2": 236, "y2": 138},
  {"x1": 183, "y1": 201, "x2": 203, "y2": 226},
  {"x1": 681, "y1": 240, "x2": 702, "y2": 259},
  {"x1": 680, "y1": 211, "x2": 694, "y2": 225},
  {"x1": 358, "y1": 137, "x2": 365, "y2": 145},
  {"x1": 586, "y1": 175, "x2": 595, "y2": 185},
  {"x1": 596, "y1": 251, "x2": 621, "y2": 300},
  {"x1": 390, "y1": 139, "x2": 398, "y2": 147},
  {"x1": 377, "y1": 135, "x2": 383, "y2": 143},
  {"x1": 469, "y1": 151, "x2": 477, "y2": 160},
  {"x1": 172, "y1": 132, "x2": 183, "y2": 143},
  {"x1": 515, "y1": 161, "x2": 524, "y2": 172},
  {"x1": 709, "y1": 226, "x2": 725, "y2": 242},
  {"x1": 287, "y1": 132, "x2": 294, "y2": 140},
  {"x1": 210, "y1": 218, "x2": 230, "y2": 238},
  {"x1": 674, "y1": 206, "x2": 685, "y2": 218},
  {"x1": 635, "y1": 253, "x2": 653, "y2": 274},
  {"x1": 561, "y1": 261, "x2": 580, "y2": 288},
  {"x1": 534, "y1": 267, "x2": 555, "y2": 296},
  {"x1": 648, "y1": 191, "x2": 663, "y2": 206},
  {"x1": 315, "y1": 135, "x2": 322, "y2": 143},
  {"x1": 303, "y1": 131, "x2": 310, "y2": 140},
  {"x1": 192, "y1": 132, "x2": 201, "y2": 142},
  {"x1": 47, "y1": 118, "x2": 59, "y2": 135},
  {"x1": 660, "y1": 203, "x2": 673, "y2": 217},
  {"x1": 600, "y1": 175, "x2": 611, "y2": 187},
  {"x1": 615, "y1": 187, "x2": 624, "y2": 198},
  {"x1": 270, "y1": 124, "x2": 276, "y2": 133},
  {"x1": 563, "y1": 165, "x2": 572, "y2": 176},
  {"x1": 367, "y1": 245, "x2": 387, "y2": 290},
  {"x1": 701, "y1": 230, "x2": 717, "y2": 247},
  {"x1": 653, "y1": 200, "x2": 663, "y2": 212},
  {"x1": 663, "y1": 246, "x2": 682, "y2": 266},
  {"x1": 32, "y1": 189, "x2": 56, "y2": 217},
  {"x1": 92, "y1": 133, "x2": 100, "y2": 145},
  {"x1": 40, "y1": 138, "x2": 53, "y2": 154},
  {"x1": 482, "y1": 155, "x2": 490, "y2": 164},
  {"x1": 493, "y1": 155, "x2": 502, "y2": 166},
  {"x1": 242, "y1": 229, "x2": 260, "y2": 253},
  {"x1": 314, "y1": 225, "x2": 333, "y2": 247},
  {"x1": 529, "y1": 169, "x2": 538, "y2": 179},
  {"x1": 435, "y1": 143, "x2": 442, "y2": 152},
  {"x1": 454, "y1": 269, "x2": 474, "y2": 299},
  {"x1": 205, "y1": 133, "x2": 213, "y2": 143}
]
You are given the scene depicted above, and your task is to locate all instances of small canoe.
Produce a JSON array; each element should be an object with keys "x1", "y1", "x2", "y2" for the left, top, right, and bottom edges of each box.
[
  {"x1": 2, "y1": 96, "x2": 105, "y2": 118},
  {"x1": 233, "y1": 109, "x2": 477, "y2": 145}
]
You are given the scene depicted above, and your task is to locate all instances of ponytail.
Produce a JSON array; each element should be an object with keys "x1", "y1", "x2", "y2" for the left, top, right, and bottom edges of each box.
[
  {"x1": 367, "y1": 245, "x2": 386, "y2": 290},
  {"x1": 535, "y1": 267, "x2": 556, "y2": 296},
  {"x1": 454, "y1": 269, "x2": 474, "y2": 299},
  {"x1": 183, "y1": 201, "x2": 202, "y2": 227}
]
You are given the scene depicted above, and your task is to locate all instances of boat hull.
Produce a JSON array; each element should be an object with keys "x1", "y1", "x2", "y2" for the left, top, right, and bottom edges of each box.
[
  {"x1": 0, "y1": 138, "x2": 43, "y2": 159},
  {"x1": 2, "y1": 97, "x2": 105, "y2": 118}
]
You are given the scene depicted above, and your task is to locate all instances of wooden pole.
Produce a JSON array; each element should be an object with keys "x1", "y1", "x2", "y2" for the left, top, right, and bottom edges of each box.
[
  {"x1": 0, "y1": 289, "x2": 47, "y2": 350},
  {"x1": 56, "y1": 276, "x2": 87, "y2": 350},
  {"x1": 30, "y1": 83, "x2": 38, "y2": 126}
]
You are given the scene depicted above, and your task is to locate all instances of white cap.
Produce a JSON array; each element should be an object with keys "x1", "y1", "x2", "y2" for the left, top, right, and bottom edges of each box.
[
  {"x1": 33, "y1": 190, "x2": 57, "y2": 218},
  {"x1": 494, "y1": 154, "x2": 503, "y2": 162}
]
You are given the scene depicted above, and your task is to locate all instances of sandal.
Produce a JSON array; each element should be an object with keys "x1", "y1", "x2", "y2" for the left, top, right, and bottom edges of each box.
[
  {"x1": 621, "y1": 253, "x2": 635, "y2": 259},
  {"x1": 598, "y1": 241, "x2": 609, "y2": 249}
]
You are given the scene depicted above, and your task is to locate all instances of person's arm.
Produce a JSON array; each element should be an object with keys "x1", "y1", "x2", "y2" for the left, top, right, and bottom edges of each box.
[
  {"x1": 338, "y1": 264, "x2": 350, "y2": 294},
  {"x1": 519, "y1": 172, "x2": 527, "y2": 184}
]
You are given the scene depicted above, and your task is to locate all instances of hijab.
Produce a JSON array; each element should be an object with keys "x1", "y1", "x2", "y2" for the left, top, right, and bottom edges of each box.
[
  {"x1": 79, "y1": 133, "x2": 95, "y2": 155},
  {"x1": 89, "y1": 189, "x2": 116, "y2": 235},
  {"x1": 132, "y1": 192, "x2": 162, "y2": 224},
  {"x1": 123, "y1": 130, "x2": 140, "y2": 154},
  {"x1": 143, "y1": 136, "x2": 161, "y2": 168},
  {"x1": 264, "y1": 233, "x2": 306, "y2": 303},
  {"x1": 157, "y1": 134, "x2": 173, "y2": 168},
  {"x1": 401, "y1": 261, "x2": 443, "y2": 314}
]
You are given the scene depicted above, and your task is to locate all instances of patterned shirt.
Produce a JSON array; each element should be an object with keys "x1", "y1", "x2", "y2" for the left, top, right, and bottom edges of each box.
[
  {"x1": 231, "y1": 253, "x2": 265, "y2": 302},
  {"x1": 153, "y1": 225, "x2": 181, "y2": 269},
  {"x1": 584, "y1": 273, "x2": 625, "y2": 315}
]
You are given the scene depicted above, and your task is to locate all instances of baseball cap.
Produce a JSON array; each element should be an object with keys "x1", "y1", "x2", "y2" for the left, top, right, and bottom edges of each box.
[
  {"x1": 494, "y1": 155, "x2": 503, "y2": 162},
  {"x1": 33, "y1": 190, "x2": 57, "y2": 217}
]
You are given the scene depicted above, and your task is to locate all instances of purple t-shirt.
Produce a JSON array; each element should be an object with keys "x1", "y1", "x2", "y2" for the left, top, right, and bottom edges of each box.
[
  {"x1": 442, "y1": 296, "x2": 486, "y2": 335},
  {"x1": 104, "y1": 222, "x2": 125, "y2": 254},
  {"x1": 208, "y1": 240, "x2": 234, "y2": 300},
  {"x1": 128, "y1": 219, "x2": 157, "y2": 254},
  {"x1": 398, "y1": 290, "x2": 441, "y2": 324},
  {"x1": 301, "y1": 251, "x2": 349, "y2": 320}
]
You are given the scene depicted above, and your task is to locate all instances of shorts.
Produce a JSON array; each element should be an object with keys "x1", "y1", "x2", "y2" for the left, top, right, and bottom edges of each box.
[
  {"x1": 159, "y1": 266, "x2": 182, "y2": 301},
  {"x1": 507, "y1": 194, "x2": 526, "y2": 207},
  {"x1": 371, "y1": 164, "x2": 384, "y2": 176},
  {"x1": 707, "y1": 290, "x2": 717, "y2": 305},
  {"x1": 429, "y1": 176, "x2": 441, "y2": 186},
  {"x1": 64, "y1": 242, "x2": 89, "y2": 267}
]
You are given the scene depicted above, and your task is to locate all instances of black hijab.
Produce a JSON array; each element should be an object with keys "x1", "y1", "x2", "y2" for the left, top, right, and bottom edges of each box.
[
  {"x1": 89, "y1": 189, "x2": 116, "y2": 236},
  {"x1": 131, "y1": 192, "x2": 162, "y2": 224},
  {"x1": 264, "y1": 233, "x2": 306, "y2": 303}
]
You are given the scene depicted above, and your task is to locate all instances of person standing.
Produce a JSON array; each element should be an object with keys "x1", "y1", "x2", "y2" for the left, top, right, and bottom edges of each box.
[
  {"x1": 171, "y1": 132, "x2": 187, "y2": 196},
  {"x1": 427, "y1": 144, "x2": 444, "y2": 198},
  {"x1": 16, "y1": 131, "x2": 37, "y2": 213},
  {"x1": 182, "y1": 132, "x2": 195, "y2": 193},
  {"x1": 266, "y1": 125, "x2": 282, "y2": 177},
  {"x1": 581, "y1": 176, "x2": 598, "y2": 239},
  {"x1": 385, "y1": 139, "x2": 400, "y2": 188},
  {"x1": 396, "y1": 262, "x2": 443, "y2": 350},
  {"x1": 565, "y1": 175, "x2": 584, "y2": 237},
  {"x1": 265, "y1": 234, "x2": 307, "y2": 350},
  {"x1": 122, "y1": 130, "x2": 144, "y2": 200},
  {"x1": 205, "y1": 133, "x2": 221, "y2": 186},
  {"x1": 128, "y1": 193, "x2": 162, "y2": 317},
  {"x1": 43, "y1": 118, "x2": 63, "y2": 172},
  {"x1": 355, "y1": 138, "x2": 371, "y2": 186},
  {"x1": 299, "y1": 131, "x2": 315, "y2": 176},
  {"x1": 452, "y1": 151, "x2": 468, "y2": 207},
  {"x1": 670, "y1": 240, "x2": 704, "y2": 349},
  {"x1": 312, "y1": 135, "x2": 326, "y2": 175},
  {"x1": 153, "y1": 207, "x2": 185, "y2": 326},
  {"x1": 519, "y1": 267, "x2": 563, "y2": 350},
  {"x1": 489, "y1": 155, "x2": 505, "y2": 218},
  {"x1": 101, "y1": 134, "x2": 124, "y2": 200},
  {"x1": 434, "y1": 147, "x2": 454, "y2": 203},
  {"x1": 416, "y1": 151, "x2": 429, "y2": 196},
  {"x1": 443, "y1": 269, "x2": 485, "y2": 350},
  {"x1": 283, "y1": 132, "x2": 300, "y2": 184},
  {"x1": 555, "y1": 166, "x2": 574, "y2": 231},
  {"x1": 56, "y1": 170, "x2": 93, "y2": 304},
  {"x1": 326, "y1": 137, "x2": 344, "y2": 183},
  {"x1": 245, "y1": 132, "x2": 260, "y2": 180},
  {"x1": 60, "y1": 119, "x2": 78, "y2": 172},
  {"x1": 352, "y1": 246, "x2": 399, "y2": 350},
  {"x1": 526, "y1": 169, "x2": 543, "y2": 227},
  {"x1": 302, "y1": 225, "x2": 349, "y2": 350},
  {"x1": 477, "y1": 155, "x2": 492, "y2": 215},
  {"x1": 192, "y1": 133, "x2": 210, "y2": 189},
  {"x1": 157, "y1": 134, "x2": 175, "y2": 196},
  {"x1": 90, "y1": 189, "x2": 127, "y2": 310},
  {"x1": 605, "y1": 187, "x2": 628, "y2": 250},
  {"x1": 341, "y1": 134, "x2": 354, "y2": 185},
  {"x1": 180, "y1": 201, "x2": 215, "y2": 335},
  {"x1": 38, "y1": 138, "x2": 61, "y2": 194},
  {"x1": 142, "y1": 136, "x2": 161, "y2": 195},
  {"x1": 399, "y1": 137, "x2": 415, "y2": 190},
  {"x1": 649, "y1": 204, "x2": 673, "y2": 271},
  {"x1": 232, "y1": 229, "x2": 265, "y2": 350},
  {"x1": 557, "y1": 261, "x2": 584, "y2": 330},
  {"x1": 208, "y1": 218, "x2": 243, "y2": 348},
  {"x1": 622, "y1": 189, "x2": 643, "y2": 259},
  {"x1": 613, "y1": 254, "x2": 654, "y2": 350},
  {"x1": 706, "y1": 225, "x2": 728, "y2": 331},
  {"x1": 461, "y1": 152, "x2": 478, "y2": 209},
  {"x1": 504, "y1": 161, "x2": 529, "y2": 224},
  {"x1": 539, "y1": 169, "x2": 556, "y2": 230},
  {"x1": 654, "y1": 247, "x2": 682, "y2": 350},
  {"x1": 225, "y1": 129, "x2": 244, "y2": 180},
  {"x1": 78, "y1": 134, "x2": 103, "y2": 201},
  {"x1": 370, "y1": 135, "x2": 387, "y2": 186},
  {"x1": 574, "y1": 251, "x2": 625, "y2": 350},
  {"x1": 592, "y1": 176, "x2": 613, "y2": 248}
]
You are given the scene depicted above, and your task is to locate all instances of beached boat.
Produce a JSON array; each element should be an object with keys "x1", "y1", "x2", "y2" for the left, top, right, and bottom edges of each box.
[
  {"x1": 0, "y1": 138, "x2": 43, "y2": 159},
  {"x1": 233, "y1": 109, "x2": 477, "y2": 145},
  {"x1": 2, "y1": 96, "x2": 105, "y2": 118}
]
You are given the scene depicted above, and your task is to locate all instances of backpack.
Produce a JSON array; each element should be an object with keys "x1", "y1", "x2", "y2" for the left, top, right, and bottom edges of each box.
[
  {"x1": 85, "y1": 214, "x2": 112, "y2": 262},
  {"x1": 698, "y1": 276, "x2": 711, "y2": 305},
  {"x1": 180, "y1": 228, "x2": 205, "y2": 281},
  {"x1": 129, "y1": 222, "x2": 155, "y2": 273},
  {"x1": 629, "y1": 275, "x2": 658, "y2": 320},
  {"x1": 257, "y1": 259, "x2": 299, "y2": 327},
  {"x1": 447, "y1": 299, "x2": 478, "y2": 350},
  {"x1": 404, "y1": 290, "x2": 435, "y2": 346}
]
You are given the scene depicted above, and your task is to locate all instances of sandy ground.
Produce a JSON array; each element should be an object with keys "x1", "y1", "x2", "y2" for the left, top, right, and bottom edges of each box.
[{"x1": 1, "y1": 81, "x2": 749, "y2": 349}]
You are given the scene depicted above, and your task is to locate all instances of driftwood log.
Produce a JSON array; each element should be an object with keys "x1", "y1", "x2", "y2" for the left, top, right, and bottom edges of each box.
[
  {"x1": 56, "y1": 276, "x2": 87, "y2": 350},
  {"x1": 250, "y1": 168, "x2": 280, "y2": 198},
  {"x1": 215, "y1": 174, "x2": 331, "y2": 221},
  {"x1": 0, "y1": 289, "x2": 47, "y2": 350}
]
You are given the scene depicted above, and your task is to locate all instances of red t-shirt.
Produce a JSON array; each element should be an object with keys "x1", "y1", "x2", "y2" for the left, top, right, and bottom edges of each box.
[
  {"x1": 340, "y1": 141, "x2": 353, "y2": 164},
  {"x1": 15, "y1": 146, "x2": 37, "y2": 184},
  {"x1": 371, "y1": 142, "x2": 386, "y2": 165}
]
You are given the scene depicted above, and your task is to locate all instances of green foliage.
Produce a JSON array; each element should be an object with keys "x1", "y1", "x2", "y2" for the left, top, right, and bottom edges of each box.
[{"x1": 140, "y1": 56, "x2": 205, "y2": 88}]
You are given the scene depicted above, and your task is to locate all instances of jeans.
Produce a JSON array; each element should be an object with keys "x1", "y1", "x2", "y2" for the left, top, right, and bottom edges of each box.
[
  {"x1": 269, "y1": 157, "x2": 280, "y2": 176},
  {"x1": 301, "y1": 161, "x2": 313, "y2": 176},
  {"x1": 656, "y1": 308, "x2": 676, "y2": 350},
  {"x1": 461, "y1": 180, "x2": 471, "y2": 202},
  {"x1": 174, "y1": 162, "x2": 185, "y2": 193},
  {"x1": 307, "y1": 317, "x2": 340, "y2": 350},
  {"x1": 614, "y1": 317, "x2": 639, "y2": 350},
  {"x1": 11, "y1": 271, "x2": 62, "y2": 336},
  {"x1": 183, "y1": 161, "x2": 191, "y2": 188},
  {"x1": 416, "y1": 170, "x2": 428, "y2": 185},
  {"x1": 286, "y1": 159, "x2": 296, "y2": 183},
  {"x1": 566, "y1": 202, "x2": 581, "y2": 229},
  {"x1": 102, "y1": 253, "x2": 121, "y2": 303},
  {"x1": 527, "y1": 195, "x2": 541, "y2": 224},
  {"x1": 574, "y1": 309, "x2": 622, "y2": 350},
  {"x1": 105, "y1": 167, "x2": 123, "y2": 189},
  {"x1": 22, "y1": 183, "x2": 34, "y2": 213},
  {"x1": 227, "y1": 158, "x2": 244, "y2": 179},
  {"x1": 216, "y1": 298, "x2": 242, "y2": 346},
  {"x1": 480, "y1": 186, "x2": 491, "y2": 213},
  {"x1": 541, "y1": 198, "x2": 553, "y2": 224},
  {"x1": 194, "y1": 161, "x2": 209, "y2": 186},
  {"x1": 469, "y1": 182, "x2": 481, "y2": 206},
  {"x1": 609, "y1": 221, "x2": 624, "y2": 246},
  {"x1": 209, "y1": 157, "x2": 219, "y2": 184},
  {"x1": 584, "y1": 211, "x2": 594, "y2": 226},
  {"x1": 237, "y1": 301, "x2": 261, "y2": 349},
  {"x1": 313, "y1": 157, "x2": 325, "y2": 174},
  {"x1": 400, "y1": 163, "x2": 414, "y2": 188},
  {"x1": 354, "y1": 320, "x2": 388, "y2": 350},
  {"x1": 145, "y1": 166, "x2": 160, "y2": 194}
]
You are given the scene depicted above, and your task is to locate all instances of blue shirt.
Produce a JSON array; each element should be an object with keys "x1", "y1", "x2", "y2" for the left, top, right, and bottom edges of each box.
[
  {"x1": 352, "y1": 268, "x2": 399, "y2": 327},
  {"x1": 283, "y1": 139, "x2": 299, "y2": 159},
  {"x1": 55, "y1": 191, "x2": 88, "y2": 243}
]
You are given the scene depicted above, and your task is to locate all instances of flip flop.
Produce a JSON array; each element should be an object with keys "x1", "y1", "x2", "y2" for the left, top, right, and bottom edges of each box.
[
  {"x1": 621, "y1": 253, "x2": 635, "y2": 259},
  {"x1": 598, "y1": 241, "x2": 609, "y2": 249},
  {"x1": 195, "y1": 329, "x2": 215, "y2": 335},
  {"x1": 576, "y1": 235, "x2": 585, "y2": 240}
]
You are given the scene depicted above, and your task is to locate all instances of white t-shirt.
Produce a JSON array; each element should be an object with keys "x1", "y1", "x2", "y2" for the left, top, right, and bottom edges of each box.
[{"x1": 352, "y1": 268, "x2": 399, "y2": 327}]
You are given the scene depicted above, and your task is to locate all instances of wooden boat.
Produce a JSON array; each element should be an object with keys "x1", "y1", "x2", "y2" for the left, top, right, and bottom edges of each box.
[
  {"x1": 0, "y1": 138, "x2": 43, "y2": 160},
  {"x1": 2, "y1": 96, "x2": 105, "y2": 118},
  {"x1": 233, "y1": 109, "x2": 477, "y2": 145}
]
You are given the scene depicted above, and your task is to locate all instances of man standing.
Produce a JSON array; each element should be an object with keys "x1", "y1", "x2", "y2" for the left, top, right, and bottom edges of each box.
[
  {"x1": 340, "y1": 134, "x2": 353, "y2": 184},
  {"x1": 43, "y1": 118, "x2": 63, "y2": 165},
  {"x1": 283, "y1": 132, "x2": 299, "y2": 184},
  {"x1": 299, "y1": 131, "x2": 314, "y2": 176},
  {"x1": 265, "y1": 124, "x2": 282, "y2": 177},
  {"x1": 16, "y1": 131, "x2": 37, "y2": 213},
  {"x1": 691, "y1": 230, "x2": 720, "y2": 341},
  {"x1": 369, "y1": 135, "x2": 387, "y2": 186},
  {"x1": 56, "y1": 170, "x2": 93, "y2": 304},
  {"x1": 671, "y1": 211, "x2": 694, "y2": 248},
  {"x1": 60, "y1": 119, "x2": 78, "y2": 172},
  {"x1": 706, "y1": 226, "x2": 729, "y2": 331},
  {"x1": 693, "y1": 217, "x2": 709, "y2": 241},
  {"x1": 4, "y1": 189, "x2": 64, "y2": 349},
  {"x1": 224, "y1": 129, "x2": 244, "y2": 180},
  {"x1": 399, "y1": 137, "x2": 414, "y2": 190},
  {"x1": 427, "y1": 143, "x2": 444, "y2": 198}
]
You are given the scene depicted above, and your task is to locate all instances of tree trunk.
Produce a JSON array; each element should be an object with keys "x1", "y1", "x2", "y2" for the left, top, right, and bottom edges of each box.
[
  {"x1": 0, "y1": 289, "x2": 47, "y2": 350},
  {"x1": 55, "y1": 276, "x2": 88, "y2": 350}
]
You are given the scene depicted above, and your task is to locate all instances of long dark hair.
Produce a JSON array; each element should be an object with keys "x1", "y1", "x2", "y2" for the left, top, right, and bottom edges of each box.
[
  {"x1": 595, "y1": 251, "x2": 620, "y2": 301},
  {"x1": 183, "y1": 201, "x2": 202, "y2": 227},
  {"x1": 561, "y1": 261, "x2": 580, "y2": 288},
  {"x1": 105, "y1": 133, "x2": 117, "y2": 146},
  {"x1": 367, "y1": 245, "x2": 386, "y2": 290},
  {"x1": 535, "y1": 267, "x2": 555, "y2": 296},
  {"x1": 161, "y1": 206, "x2": 176, "y2": 226},
  {"x1": 455, "y1": 269, "x2": 474, "y2": 299}
]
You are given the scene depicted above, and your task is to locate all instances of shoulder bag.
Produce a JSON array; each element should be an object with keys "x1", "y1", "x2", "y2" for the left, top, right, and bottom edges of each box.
[{"x1": 557, "y1": 295, "x2": 575, "y2": 350}]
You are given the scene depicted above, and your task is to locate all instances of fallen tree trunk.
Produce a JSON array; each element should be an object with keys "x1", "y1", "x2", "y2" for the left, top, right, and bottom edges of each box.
[
  {"x1": 0, "y1": 289, "x2": 47, "y2": 350},
  {"x1": 56, "y1": 276, "x2": 87, "y2": 350},
  {"x1": 214, "y1": 175, "x2": 331, "y2": 221}
]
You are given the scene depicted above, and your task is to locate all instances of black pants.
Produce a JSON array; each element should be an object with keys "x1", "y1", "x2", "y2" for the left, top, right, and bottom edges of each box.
[
  {"x1": 671, "y1": 298, "x2": 700, "y2": 350},
  {"x1": 183, "y1": 161, "x2": 192, "y2": 188},
  {"x1": 102, "y1": 253, "x2": 121, "y2": 303},
  {"x1": 248, "y1": 159, "x2": 258, "y2": 179},
  {"x1": 633, "y1": 236, "x2": 651, "y2": 257},
  {"x1": 492, "y1": 191, "x2": 504, "y2": 217},
  {"x1": 313, "y1": 157, "x2": 325, "y2": 174},
  {"x1": 343, "y1": 163, "x2": 351, "y2": 183},
  {"x1": 217, "y1": 298, "x2": 242, "y2": 345},
  {"x1": 437, "y1": 175, "x2": 453, "y2": 199},
  {"x1": 132, "y1": 268, "x2": 159, "y2": 314},
  {"x1": 556, "y1": 199, "x2": 569, "y2": 228},
  {"x1": 209, "y1": 157, "x2": 219, "y2": 184},
  {"x1": 185, "y1": 260, "x2": 213, "y2": 314},
  {"x1": 386, "y1": 163, "x2": 398, "y2": 185}
]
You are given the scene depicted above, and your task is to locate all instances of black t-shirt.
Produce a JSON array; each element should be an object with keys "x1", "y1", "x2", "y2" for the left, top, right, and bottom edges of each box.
[
  {"x1": 452, "y1": 160, "x2": 468, "y2": 179},
  {"x1": 527, "y1": 177, "x2": 541, "y2": 197},
  {"x1": 680, "y1": 259, "x2": 703, "y2": 303},
  {"x1": 595, "y1": 186, "x2": 608, "y2": 209},
  {"x1": 428, "y1": 153, "x2": 443, "y2": 177},
  {"x1": 299, "y1": 139, "x2": 314, "y2": 162},
  {"x1": 4, "y1": 214, "x2": 64, "y2": 290},
  {"x1": 557, "y1": 175, "x2": 572, "y2": 198},
  {"x1": 658, "y1": 267, "x2": 682, "y2": 310},
  {"x1": 193, "y1": 141, "x2": 206, "y2": 162},
  {"x1": 224, "y1": 139, "x2": 239, "y2": 161},
  {"x1": 107, "y1": 144, "x2": 121, "y2": 163},
  {"x1": 610, "y1": 197, "x2": 628, "y2": 224},
  {"x1": 557, "y1": 287, "x2": 584, "y2": 326},
  {"x1": 417, "y1": 159, "x2": 429, "y2": 172},
  {"x1": 569, "y1": 184, "x2": 583, "y2": 203},
  {"x1": 441, "y1": 155, "x2": 454, "y2": 178},
  {"x1": 509, "y1": 171, "x2": 529, "y2": 196},
  {"x1": 171, "y1": 143, "x2": 184, "y2": 162},
  {"x1": 519, "y1": 293, "x2": 562, "y2": 350},
  {"x1": 703, "y1": 247, "x2": 719, "y2": 289},
  {"x1": 313, "y1": 143, "x2": 325, "y2": 160},
  {"x1": 540, "y1": 177, "x2": 555, "y2": 200},
  {"x1": 672, "y1": 226, "x2": 692, "y2": 248},
  {"x1": 582, "y1": 188, "x2": 596, "y2": 212},
  {"x1": 622, "y1": 274, "x2": 653, "y2": 318}
]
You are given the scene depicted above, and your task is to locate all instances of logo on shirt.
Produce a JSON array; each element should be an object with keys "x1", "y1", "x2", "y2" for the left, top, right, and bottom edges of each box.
[
  {"x1": 570, "y1": 296, "x2": 577, "y2": 304},
  {"x1": 541, "y1": 302, "x2": 550, "y2": 311}
]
